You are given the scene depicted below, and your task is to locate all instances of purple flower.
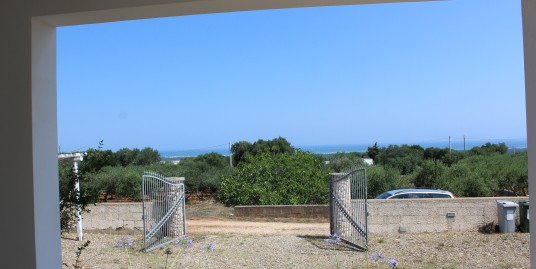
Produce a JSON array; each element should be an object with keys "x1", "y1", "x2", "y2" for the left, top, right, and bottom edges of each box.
[
  {"x1": 369, "y1": 253, "x2": 385, "y2": 262},
  {"x1": 324, "y1": 233, "x2": 342, "y2": 245},
  {"x1": 117, "y1": 237, "x2": 133, "y2": 248},
  {"x1": 206, "y1": 242, "x2": 216, "y2": 253},
  {"x1": 388, "y1": 258, "x2": 399, "y2": 267},
  {"x1": 176, "y1": 236, "x2": 193, "y2": 248}
]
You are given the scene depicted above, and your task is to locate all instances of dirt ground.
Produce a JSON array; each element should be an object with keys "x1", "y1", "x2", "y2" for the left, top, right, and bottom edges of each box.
[{"x1": 61, "y1": 202, "x2": 530, "y2": 269}]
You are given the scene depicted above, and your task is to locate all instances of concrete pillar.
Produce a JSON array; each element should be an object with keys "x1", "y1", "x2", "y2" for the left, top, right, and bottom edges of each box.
[
  {"x1": 167, "y1": 177, "x2": 185, "y2": 236},
  {"x1": 330, "y1": 173, "x2": 351, "y2": 239},
  {"x1": 0, "y1": 0, "x2": 532, "y2": 267},
  {"x1": 521, "y1": 0, "x2": 536, "y2": 265},
  {"x1": 0, "y1": 7, "x2": 61, "y2": 267}
]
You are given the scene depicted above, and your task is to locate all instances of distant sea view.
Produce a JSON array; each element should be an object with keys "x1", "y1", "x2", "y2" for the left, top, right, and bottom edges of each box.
[{"x1": 160, "y1": 138, "x2": 528, "y2": 158}]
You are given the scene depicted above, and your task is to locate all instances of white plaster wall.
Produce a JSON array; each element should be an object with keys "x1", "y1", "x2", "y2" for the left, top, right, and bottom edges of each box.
[
  {"x1": 522, "y1": 1, "x2": 536, "y2": 266},
  {"x1": 0, "y1": 0, "x2": 534, "y2": 267}
]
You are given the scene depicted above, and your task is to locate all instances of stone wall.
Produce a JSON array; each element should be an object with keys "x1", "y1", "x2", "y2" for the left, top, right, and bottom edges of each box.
[
  {"x1": 84, "y1": 203, "x2": 144, "y2": 230},
  {"x1": 368, "y1": 197, "x2": 528, "y2": 234},
  {"x1": 83, "y1": 197, "x2": 529, "y2": 234}
]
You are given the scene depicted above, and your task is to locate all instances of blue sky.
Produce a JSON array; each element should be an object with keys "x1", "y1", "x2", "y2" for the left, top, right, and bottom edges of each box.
[{"x1": 57, "y1": 0, "x2": 526, "y2": 152}]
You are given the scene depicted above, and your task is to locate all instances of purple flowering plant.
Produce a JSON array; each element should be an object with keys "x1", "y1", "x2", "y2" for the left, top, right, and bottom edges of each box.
[
  {"x1": 388, "y1": 259, "x2": 398, "y2": 267},
  {"x1": 116, "y1": 237, "x2": 134, "y2": 248},
  {"x1": 176, "y1": 236, "x2": 193, "y2": 248},
  {"x1": 206, "y1": 242, "x2": 216, "y2": 253},
  {"x1": 325, "y1": 233, "x2": 342, "y2": 245},
  {"x1": 116, "y1": 237, "x2": 133, "y2": 268},
  {"x1": 369, "y1": 253, "x2": 385, "y2": 262}
]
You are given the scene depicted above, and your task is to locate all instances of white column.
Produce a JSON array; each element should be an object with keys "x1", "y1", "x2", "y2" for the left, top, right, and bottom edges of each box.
[
  {"x1": 521, "y1": 0, "x2": 536, "y2": 266},
  {"x1": 73, "y1": 160, "x2": 84, "y2": 241},
  {"x1": 0, "y1": 8, "x2": 61, "y2": 267},
  {"x1": 31, "y1": 18, "x2": 62, "y2": 268}
]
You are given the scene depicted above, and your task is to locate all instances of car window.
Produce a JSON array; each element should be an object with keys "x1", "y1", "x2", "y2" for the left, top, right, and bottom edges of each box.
[
  {"x1": 412, "y1": 193, "x2": 431, "y2": 198},
  {"x1": 390, "y1": 193, "x2": 431, "y2": 199},
  {"x1": 390, "y1": 194, "x2": 410, "y2": 199},
  {"x1": 375, "y1": 192, "x2": 393, "y2": 199},
  {"x1": 429, "y1": 193, "x2": 452, "y2": 198}
]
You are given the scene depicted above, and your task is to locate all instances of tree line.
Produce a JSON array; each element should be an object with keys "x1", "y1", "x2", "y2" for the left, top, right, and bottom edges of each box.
[{"x1": 59, "y1": 138, "x2": 527, "y2": 230}]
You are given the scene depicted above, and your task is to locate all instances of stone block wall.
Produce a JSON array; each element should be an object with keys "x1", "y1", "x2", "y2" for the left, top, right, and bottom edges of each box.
[{"x1": 83, "y1": 197, "x2": 530, "y2": 234}]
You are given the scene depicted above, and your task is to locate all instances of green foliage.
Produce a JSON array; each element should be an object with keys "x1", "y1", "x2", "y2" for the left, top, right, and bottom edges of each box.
[
  {"x1": 366, "y1": 142, "x2": 380, "y2": 162},
  {"x1": 423, "y1": 147, "x2": 449, "y2": 161},
  {"x1": 219, "y1": 151, "x2": 328, "y2": 206},
  {"x1": 134, "y1": 147, "x2": 161, "y2": 165},
  {"x1": 375, "y1": 144, "x2": 424, "y2": 175},
  {"x1": 144, "y1": 152, "x2": 233, "y2": 198},
  {"x1": 498, "y1": 153, "x2": 528, "y2": 195},
  {"x1": 58, "y1": 161, "x2": 95, "y2": 233},
  {"x1": 83, "y1": 166, "x2": 144, "y2": 201},
  {"x1": 366, "y1": 165, "x2": 412, "y2": 198},
  {"x1": 231, "y1": 137, "x2": 293, "y2": 166},
  {"x1": 436, "y1": 153, "x2": 528, "y2": 197},
  {"x1": 81, "y1": 147, "x2": 160, "y2": 173},
  {"x1": 79, "y1": 148, "x2": 116, "y2": 174},
  {"x1": 441, "y1": 151, "x2": 465, "y2": 166},
  {"x1": 324, "y1": 152, "x2": 365, "y2": 173},
  {"x1": 59, "y1": 140, "x2": 526, "y2": 211},
  {"x1": 413, "y1": 160, "x2": 447, "y2": 188},
  {"x1": 230, "y1": 141, "x2": 253, "y2": 166},
  {"x1": 469, "y1": 142, "x2": 508, "y2": 155},
  {"x1": 175, "y1": 155, "x2": 233, "y2": 196}
]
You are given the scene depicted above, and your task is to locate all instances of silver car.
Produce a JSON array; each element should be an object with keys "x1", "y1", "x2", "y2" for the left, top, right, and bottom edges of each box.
[{"x1": 375, "y1": 189, "x2": 456, "y2": 199}]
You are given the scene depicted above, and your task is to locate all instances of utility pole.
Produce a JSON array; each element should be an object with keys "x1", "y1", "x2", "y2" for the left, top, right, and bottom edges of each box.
[
  {"x1": 229, "y1": 142, "x2": 233, "y2": 167},
  {"x1": 463, "y1": 135, "x2": 466, "y2": 152},
  {"x1": 449, "y1": 136, "x2": 451, "y2": 153}
]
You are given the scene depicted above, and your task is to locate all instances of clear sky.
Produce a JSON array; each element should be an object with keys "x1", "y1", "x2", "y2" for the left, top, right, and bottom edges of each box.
[{"x1": 57, "y1": 0, "x2": 526, "y2": 152}]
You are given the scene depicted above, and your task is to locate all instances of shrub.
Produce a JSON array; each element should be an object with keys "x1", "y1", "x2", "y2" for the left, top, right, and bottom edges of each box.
[
  {"x1": 219, "y1": 151, "x2": 328, "y2": 206},
  {"x1": 58, "y1": 161, "x2": 94, "y2": 232},
  {"x1": 324, "y1": 152, "x2": 365, "y2": 173},
  {"x1": 366, "y1": 165, "x2": 412, "y2": 198}
]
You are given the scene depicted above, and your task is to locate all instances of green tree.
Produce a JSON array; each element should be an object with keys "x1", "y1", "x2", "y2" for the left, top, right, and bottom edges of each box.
[
  {"x1": 366, "y1": 142, "x2": 380, "y2": 162},
  {"x1": 231, "y1": 137, "x2": 294, "y2": 166},
  {"x1": 469, "y1": 142, "x2": 508, "y2": 155},
  {"x1": 375, "y1": 144, "x2": 424, "y2": 175},
  {"x1": 413, "y1": 160, "x2": 446, "y2": 188},
  {"x1": 79, "y1": 148, "x2": 116, "y2": 174},
  {"x1": 231, "y1": 141, "x2": 253, "y2": 166},
  {"x1": 367, "y1": 165, "x2": 411, "y2": 198},
  {"x1": 115, "y1": 148, "x2": 140, "y2": 166},
  {"x1": 220, "y1": 151, "x2": 328, "y2": 206},
  {"x1": 423, "y1": 147, "x2": 449, "y2": 161},
  {"x1": 324, "y1": 152, "x2": 365, "y2": 173},
  {"x1": 498, "y1": 153, "x2": 528, "y2": 195},
  {"x1": 58, "y1": 161, "x2": 95, "y2": 232},
  {"x1": 133, "y1": 147, "x2": 160, "y2": 165}
]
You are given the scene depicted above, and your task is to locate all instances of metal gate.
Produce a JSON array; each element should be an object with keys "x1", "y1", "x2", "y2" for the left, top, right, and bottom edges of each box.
[
  {"x1": 142, "y1": 171, "x2": 186, "y2": 252},
  {"x1": 329, "y1": 166, "x2": 368, "y2": 250}
]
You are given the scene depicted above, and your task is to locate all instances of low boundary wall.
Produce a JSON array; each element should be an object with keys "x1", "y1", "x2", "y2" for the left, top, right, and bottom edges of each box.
[{"x1": 82, "y1": 197, "x2": 529, "y2": 234}]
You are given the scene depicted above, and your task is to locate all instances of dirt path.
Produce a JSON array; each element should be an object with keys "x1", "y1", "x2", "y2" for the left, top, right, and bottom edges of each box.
[{"x1": 187, "y1": 219, "x2": 329, "y2": 235}]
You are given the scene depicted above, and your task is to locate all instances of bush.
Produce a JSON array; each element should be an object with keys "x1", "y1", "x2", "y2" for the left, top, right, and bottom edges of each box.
[
  {"x1": 324, "y1": 152, "x2": 365, "y2": 173},
  {"x1": 147, "y1": 153, "x2": 233, "y2": 198},
  {"x1": 219, "y1": 151, "x2": 328, "y2": 206},
  {"x1": 58, "y1": 161, "x2": 94, "y2": 233},
  {"x1": 366, "y1": 165, "x2": 412, "y2": 198},
  {"x1": 83, "y1": 166, "x2": 144, "y2": 201},
  {"x1": 413, "y1": 160, "x2": 446, "y2": 188}
]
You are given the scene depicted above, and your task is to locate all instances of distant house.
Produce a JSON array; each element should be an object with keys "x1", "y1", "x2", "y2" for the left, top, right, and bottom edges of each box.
[{"x1": 362, "y1": 158, "x2": 373, "y2": 166}]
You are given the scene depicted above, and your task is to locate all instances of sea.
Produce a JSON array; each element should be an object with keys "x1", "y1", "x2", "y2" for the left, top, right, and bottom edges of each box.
[{"x1": 159, "y1": 138, "x2": 528, "y2": 159}]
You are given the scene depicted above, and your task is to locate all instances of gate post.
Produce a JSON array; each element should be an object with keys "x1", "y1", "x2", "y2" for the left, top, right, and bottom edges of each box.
[
  {"x1": 167, "y1": 177, "x2": 185, "y2": 237},
  {"x1": 330, "y1": 173, "x2": 351, "y2": 239},
  {"x1": 142, "y1": 172, "x2": 187, "y2": 252}
]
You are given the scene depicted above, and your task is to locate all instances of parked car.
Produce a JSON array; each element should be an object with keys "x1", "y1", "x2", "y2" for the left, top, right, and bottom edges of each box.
[{"x1": 374, "y1": 189, "x2": 456, "y2": 199}]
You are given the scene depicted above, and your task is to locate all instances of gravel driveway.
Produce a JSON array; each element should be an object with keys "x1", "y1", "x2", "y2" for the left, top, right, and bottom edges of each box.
[{"x1": 62, "y1": 218, "x2": 530, "y2": 269}]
